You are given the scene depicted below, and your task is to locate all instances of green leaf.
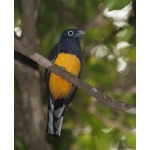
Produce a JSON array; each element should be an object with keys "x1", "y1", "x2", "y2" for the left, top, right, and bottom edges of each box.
[{"x1": 106, "y1": 0, "x2": 133, "y2": 10}]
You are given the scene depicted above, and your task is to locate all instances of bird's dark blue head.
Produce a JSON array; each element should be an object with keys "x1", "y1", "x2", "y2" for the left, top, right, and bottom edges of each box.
[
  {"x1": 59, "y1": 29, "x2": 85, "y2": 41},
  {"x1": 58, "y1": 29, "x2": 85, "y2": 59}
]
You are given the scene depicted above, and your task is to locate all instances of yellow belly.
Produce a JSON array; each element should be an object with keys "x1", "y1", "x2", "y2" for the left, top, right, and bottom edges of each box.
[{"x1": 49, "y1": 53, "x2": 81, "y2": 100}]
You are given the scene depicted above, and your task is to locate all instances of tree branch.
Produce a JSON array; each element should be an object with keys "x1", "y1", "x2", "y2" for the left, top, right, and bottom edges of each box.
[
  {"x1": 14, "y1": 38, "x2": 136, "y2": 115},
  {"x1": 88, "y1": 105, "x2": 133, "y2": 134},
  {"x1": 80, "y1": 5, "x2": 106, "y2": 30}
]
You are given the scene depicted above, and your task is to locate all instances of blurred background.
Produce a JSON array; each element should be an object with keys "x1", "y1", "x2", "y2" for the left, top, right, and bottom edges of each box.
[{"x1": 14, "y1": 0, "x2": 136, "y2": 149}]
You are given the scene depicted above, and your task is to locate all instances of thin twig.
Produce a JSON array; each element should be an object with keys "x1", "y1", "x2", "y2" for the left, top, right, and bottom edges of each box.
[{"x1": 88, "y1": 105, "x2": 133, "y2": 134}]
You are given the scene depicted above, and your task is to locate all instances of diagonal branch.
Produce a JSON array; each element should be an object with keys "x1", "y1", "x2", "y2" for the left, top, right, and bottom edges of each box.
[
  {"x1": 14, "y1": 38, "x2": 136, "y2": 115},
  {"x1": 88, "y1": 105, "x2": 133, "y2": 134}
]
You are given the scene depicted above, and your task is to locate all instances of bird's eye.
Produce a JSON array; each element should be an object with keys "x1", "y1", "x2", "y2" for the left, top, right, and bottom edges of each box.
[{"x1": 68, "y1": 30, "x2": 73, "y2": 36}]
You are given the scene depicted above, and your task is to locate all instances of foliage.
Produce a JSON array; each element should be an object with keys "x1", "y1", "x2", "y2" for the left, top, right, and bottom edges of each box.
[{"x1": 15, "y1": 0, "x2": 136, "y2": 149}]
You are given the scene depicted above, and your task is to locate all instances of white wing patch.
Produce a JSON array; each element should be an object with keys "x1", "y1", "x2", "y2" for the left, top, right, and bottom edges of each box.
[
  {"x1": 49, "y1": 95, "x2": 54, "y2": 111},
  {"x1": 55, "y1": 116, "x2": 64, "y2": 136},
  {"x1": 47, "y1": 97, "x2": 66, "y2": 136},
  {"x1": 54, "y1": 105, "x2": 66, "y2": 118},
  {"x1": 48, "y1": 110, "x2": 54, "y2": 134}
]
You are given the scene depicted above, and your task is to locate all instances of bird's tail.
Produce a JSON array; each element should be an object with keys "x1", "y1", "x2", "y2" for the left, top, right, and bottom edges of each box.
[{"x1": 47, "y1": 96, "x2": 66, "y2": 137}]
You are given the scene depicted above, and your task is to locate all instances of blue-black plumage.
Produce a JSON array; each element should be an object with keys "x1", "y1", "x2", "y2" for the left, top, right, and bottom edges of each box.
[{"x1": 45, "y1": 29, "x2": 85, "y2": 137}]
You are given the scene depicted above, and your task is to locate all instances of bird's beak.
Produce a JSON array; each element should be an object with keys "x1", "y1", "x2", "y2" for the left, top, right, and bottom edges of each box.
[{"x1": 73, "y1": 30, "x2": 85, "y2": 37}]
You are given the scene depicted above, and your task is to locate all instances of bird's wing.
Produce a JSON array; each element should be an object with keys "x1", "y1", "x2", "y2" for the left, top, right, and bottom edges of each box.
[{"x1": 45, "y1": 43, "x2": 59, "y2": 90}]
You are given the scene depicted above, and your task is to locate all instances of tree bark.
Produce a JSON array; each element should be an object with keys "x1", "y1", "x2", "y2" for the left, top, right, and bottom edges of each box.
[
  {"x1": 14, "y1": 0, "x2": 52, "y2": 149},
  {"x1": 14, "y1": 60, "x2": 52, "y2": 150}
]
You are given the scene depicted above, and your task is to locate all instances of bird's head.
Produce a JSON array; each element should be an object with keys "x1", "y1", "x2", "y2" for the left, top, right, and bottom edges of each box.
[{"x1": 59, "y1": 29, "x2": 85, "y2": 41}]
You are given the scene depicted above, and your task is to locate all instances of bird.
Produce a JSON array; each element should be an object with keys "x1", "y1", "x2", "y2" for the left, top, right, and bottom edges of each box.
[{"x1": 45, "y1": 29, "x2": 85, "y2": 137}]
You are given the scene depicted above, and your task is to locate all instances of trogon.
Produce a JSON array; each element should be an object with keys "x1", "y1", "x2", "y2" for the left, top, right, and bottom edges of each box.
[{"x1": 45, "y1": 29, "x2": 85, "y2": 137}]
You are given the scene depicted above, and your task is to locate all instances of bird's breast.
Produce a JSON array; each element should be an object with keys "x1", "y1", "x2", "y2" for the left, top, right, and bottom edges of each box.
[{"x1": 49, "y1": 53, "x2": 81, "y2": 100}]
